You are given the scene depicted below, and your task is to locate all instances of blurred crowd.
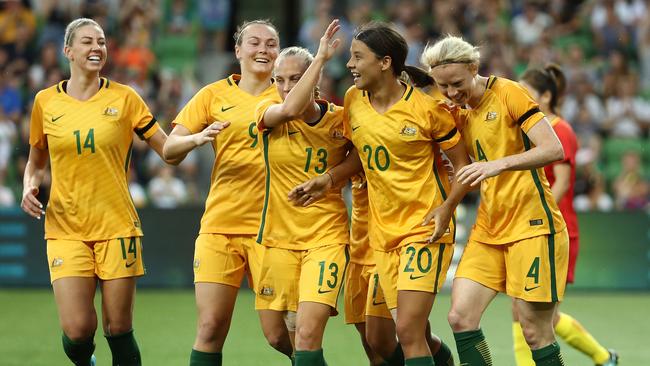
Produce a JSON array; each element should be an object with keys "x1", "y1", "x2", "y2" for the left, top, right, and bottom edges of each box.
[{"x1": 0, "y1": 0, "x2": 648, "y2": 211}]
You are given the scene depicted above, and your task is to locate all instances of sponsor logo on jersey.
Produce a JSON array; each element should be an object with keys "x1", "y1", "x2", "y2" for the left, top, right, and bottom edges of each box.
[
  {"x1": 529, "y1": 219, "x2": 543, "y2": 226},
  {"x1": 221, "y1": 105, "x2": 236, "y2": 112},
  {"x1": 52, "y1": 114, "x2": 65, "y2": 122},
  {"x1": 400, "y1": 125, "x2": 417, "y2": 136},
  {"x1": 103, "y1": 107, "x2": 119, "y2": 116},
  {"x1": 485, "y1": 111, "x2": 498, "y2": 121}
]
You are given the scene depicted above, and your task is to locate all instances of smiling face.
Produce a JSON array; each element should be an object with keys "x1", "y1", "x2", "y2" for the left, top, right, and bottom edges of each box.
[
  {"x1": 346, "y1": 39, "x2": 386, "y2": 91},
  {"x1": 429, "y1": 63, "x2": 477, "y2": 106},
  {"x1": 64, "y1": 24, "x2": 107, "y2": 74},
  {"x1": 235, "y1": 24, "x2": 279, "y2": 78},
  {"x1": 274, "y1": 55, "x2": 309, "y2": 100}
]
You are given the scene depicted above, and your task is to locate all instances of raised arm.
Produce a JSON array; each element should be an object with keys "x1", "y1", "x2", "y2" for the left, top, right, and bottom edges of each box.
[
  {"x1": 21, "y1": 146, "x2": 49, "y2": 219},
  {"x1": 261, "y1": 20, "x2": 341, "y2": 129},
  {"x1": 456, "y1": 118, "x2": 563, "y2": 186}
]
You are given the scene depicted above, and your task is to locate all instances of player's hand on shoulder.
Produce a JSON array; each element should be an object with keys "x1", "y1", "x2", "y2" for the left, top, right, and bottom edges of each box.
[
  {"x1": 288, "y1": 174, "x2": 333, "y2": 207},
  {"x1": 193, "y1": 121, "x2": 230, "y2": 146},
  {"x1": 21, "y1": 186, "x2": 44, "y2": 220}
]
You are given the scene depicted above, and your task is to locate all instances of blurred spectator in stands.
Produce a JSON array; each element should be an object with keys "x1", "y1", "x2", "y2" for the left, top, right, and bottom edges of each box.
[
  {"x1": 0, "y1": 69, "x2": 22, "y2": 123},
  {"x1": 392, "y1": 0, "x2": 426, "y2": 66},
  {"x1": 574, "y1": 172, "x2": 614, "y2": 212},
  {"x1": 115, "y1": 12, "x2": 157, "y2": 84},
  {"x1": 197, "y1": 0, "x2": 230, "y2": 52},
  {"x1": 147, "y1": 165, "x2": 187, "y2": 208},
  {"x1": 128, "y1": 168, "x2": 148, "y2": 208},
  {"x1": 603, "y1": 76, "x2": 650, "y2": 138},
  {"x1": 32, "y1": 0, "x2": 78, "y2": 49},
  {"x1": 163, "y1": 0, "x2": 195, "y2": 35},
  {"x1": 0, "y1": 0, "x2": 36, "y2": 55},
  {"x1": 613, "y1": 151, "x2": 649, "y2": 210},
  {"x1": 0, "y1": 105, "x2": 16, "y2": 184},
  {"x1": 591, "y1": 0, "x2": 632, "y2": 56},
  {"x1": 27, "y1": 42, "x2": 60, "y2": 94},
  {"x1": 562, "y1": 73, "x2": 606, "y2": 143},
  {"x1": 601, "y1": 50, "x2": 635, "y2": 99},
  {"x1": 512, "y1": 0, "x2": 553, "y2": 47},
  {"x1": 638, "y1": 4, "x2": 650, "y2": 92}
]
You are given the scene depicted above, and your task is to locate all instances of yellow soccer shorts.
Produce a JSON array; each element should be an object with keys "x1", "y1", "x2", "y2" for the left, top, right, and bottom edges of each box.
[
  {"x1": 455, "y1": 228, "x2": 569, "y2": 302},
  {"x1": 193, "y1": 234, "x2": 263, "y2": 291},
  {"x1": 256, "y1": 244, "x2": 349, "y2": 312},
  {"x1": 47, "y1": 237, "x2": 144, "y2": 283},
  {"x1": 344, "y1": 262, "x2": 392, "y2": 324},
  {"x1": 374, "y1": 241, "x2": 454, "y2": 310}
]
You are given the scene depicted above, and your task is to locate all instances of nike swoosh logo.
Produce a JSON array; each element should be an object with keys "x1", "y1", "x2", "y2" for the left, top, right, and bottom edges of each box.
[
  {"x1": 524, "y1": 285, "x2": 540, "y2": 291},
  {"x1": 125, "y1": 260, "x2": 137, "y2": 268},
  {"x1": 372, "y1": 299, "x2": 386, "y2": 306},
  {"x1": 352, "y1": 126, "x2": 360, "y2": 131},
  {"x1": 288, "y1": 131, "x2": 299, "y2": 136},
  {"x1": 52, "y1": 114, "x2": 64, "y2": 122},
  {"x1": 409, "y1": 274, "x2": 425, "y2": 280},
  {"x1": 221, "y1": 105, "x2": 235, "y2": 112},
  {"x1": 317, "y1": 288, "x2": 333, "y2": 294}
]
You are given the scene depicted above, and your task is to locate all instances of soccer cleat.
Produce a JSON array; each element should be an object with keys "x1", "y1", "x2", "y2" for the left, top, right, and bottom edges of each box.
[
  {"x1": 597, "y1": 349, "x2": 618, "y2": 366},
  {"x1": 90, "y1": 354, "x2": 96, "y2": 366}
]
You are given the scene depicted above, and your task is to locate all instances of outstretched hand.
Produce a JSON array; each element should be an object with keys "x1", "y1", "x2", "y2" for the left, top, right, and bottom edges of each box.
[
  {"x1": 315, "y1": 19, "x2": 342, "y2": 62},
  {"x1": 193, "y1": 121, "x2": 230, "y2": 147},
  {"x1": 21, "y1": 186, "x2": 44, "y2": 220}
]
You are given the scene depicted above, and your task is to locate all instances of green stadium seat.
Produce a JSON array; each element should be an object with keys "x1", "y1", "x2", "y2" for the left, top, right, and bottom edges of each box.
[{"x1": 154, "y1": 34, "x2": 198, "y2": 73}]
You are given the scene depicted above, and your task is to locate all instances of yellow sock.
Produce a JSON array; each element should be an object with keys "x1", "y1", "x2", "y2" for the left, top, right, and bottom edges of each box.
[
  {"x1": 554, "y1": 312, "x2": 610, "y2": 364},
  {"x1": 512, "y1": 322, "x2": 535, "y2": 366}
]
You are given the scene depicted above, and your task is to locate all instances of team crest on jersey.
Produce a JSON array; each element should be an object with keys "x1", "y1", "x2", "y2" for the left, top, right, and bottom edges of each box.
[
  {"x1": 193, "y1": 259, "x2": 200, "y2": 269},
  {"x1": 485, "y1": 111, "x2": 498, "y2": 121},
  {"x1": 51, "y1": 258, "x2": 63, "y2": 268},
  {"x1": 103, "y1": 107, "x2": 119, "y2": 116},
  {"x1": 330, "y1": 129, "x2": 345, "y2": 139},
  {"x1": 400, "y1": 125, "x2": 417, "y2": 136},
  {"x1": 259, "y1": 285, "x2": 274, "y2": 296}
]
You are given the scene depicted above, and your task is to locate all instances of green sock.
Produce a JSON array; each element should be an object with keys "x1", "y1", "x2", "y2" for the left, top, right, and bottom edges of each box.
[
  {"x1": 384, "y1": 343, "x2": 405, "y2": 366},
  {"x1": 531, "y1": 342, "x2": 565, "y2": 366},
  {"x1": 432, "y1": 341, "x2": 454, "y2": 366},
  {"x1": 404, "y1": 356, "x2": 434, "y2": 366},
  {"x1": 453, "y1": 329, "x2": 492, "y2": 366},
  {"x1": 105, "y1": 329, "x2": 141, "y2": 366},
  {"x1": 62, "y1": 333, "x2": 95, "y2": 366},
  {"x1": 294, "y1": 349, "x2": 326, "y2": 366},
  {"x1": 189, "y1": 349, "x2": 222, "y2": 366}
]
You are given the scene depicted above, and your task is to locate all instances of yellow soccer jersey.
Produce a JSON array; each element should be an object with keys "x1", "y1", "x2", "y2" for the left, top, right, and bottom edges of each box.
[
  {"x1": 343, "y1": 84, "x2": 460, "y2": 252},
  {"x1": 350, "y1": 173, "x2": 373, "y2": 265},
  {"x1": 255, "y1": 100, "x2": 349, "y2": 250},
  {"x1": 173, "y1": 74, "x2": 281, "y2": 235},
  {"x1": 29, "y1": 78, "x2": 160, "y2": 240},
  {"x1": 457, "y1": 76, "x2": 566, "y2": 244}
]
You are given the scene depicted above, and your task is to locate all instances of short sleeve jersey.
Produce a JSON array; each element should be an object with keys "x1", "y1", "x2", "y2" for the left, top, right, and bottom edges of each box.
[
  {"x1": 173, "y1": 74, "x2": 281, "y2": 235},
  {"x1": 544, "y1": 117, "x2": 578, "y2": 239},
  {"x1": 255, "y1": 100, "x2": 349, "y2": 250},
  {"x1": 457, "y1": 76, "x2": 566, "y2": 244},
  {"x1": 350, "y1": 173, "x2": 373, "y2": 265},
  {"x1": 29, "y1": 78, "x2": 160, "y2": 240},
  {"x1": 343, "y1": 84, "x2": 461, "y2": 252}
]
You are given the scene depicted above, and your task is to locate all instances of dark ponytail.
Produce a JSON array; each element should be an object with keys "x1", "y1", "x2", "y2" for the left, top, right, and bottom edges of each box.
[
  {"x1": 354, "y1": 22, "x2": 433, "y2": 88},
  {"x1": 520, "y1": 63, "x2": 566, "y2": 114}
]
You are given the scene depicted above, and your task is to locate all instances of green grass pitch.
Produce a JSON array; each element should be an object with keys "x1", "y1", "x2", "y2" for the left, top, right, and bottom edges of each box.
[{"x1": 1, "y1": 289, "x2": 648, "y2": 365}]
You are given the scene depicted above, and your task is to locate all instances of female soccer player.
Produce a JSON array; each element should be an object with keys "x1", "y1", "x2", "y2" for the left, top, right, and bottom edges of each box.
[
  {"x1": 291, "y1": 22, "x2": 470, "y2": 366},
  {"x1": 512, "y1": 65, "x2": 618, "y2": 366},
  {"x1": 254, "y1": 21, "x2": 350, "y2": 366},
  {"x1": 422, "y1": 36, "x2": 569, "y2": 366},
  {"x1": 346, "y1": 173, "x2": 397, "y2": 366},
  {"x1": 21, "y1": 18, "x2": 174, "y2": 366},
  {"x1": 162, "y1": 20, "x2": 292, "y2": 365}
]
